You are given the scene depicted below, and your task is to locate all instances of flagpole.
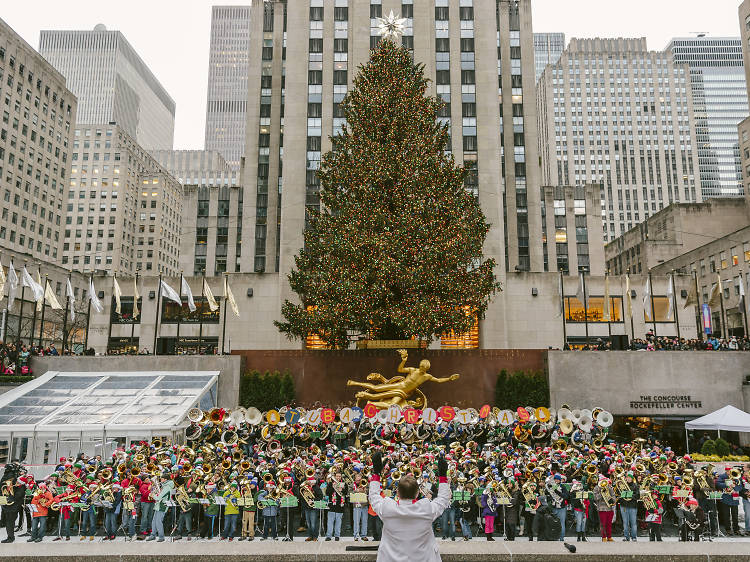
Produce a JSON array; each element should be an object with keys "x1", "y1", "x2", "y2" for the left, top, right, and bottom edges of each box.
[
  {"x1": 559, "y1": 271, "x2": 567, "y2": 348},
  {"x1": 107, "y1": 274, "x2": 116, "y2": 354},
  {"x1": 199, "y1": 269, "x2": 205, "y2": 355},
  {"x1": 153, "y1": 273, "x2": 162, "y2": 355},
  {"x1": 62, "y1": 272, "x2": 70, "y2": 353},
  {"x1": 30, "y1": 267, "x2": 39, "y2": 347},
  {"x1": 605, "y1": 272, "x2": 611, "y2": 340},
  {"x1": 582, "y1": 272, "x2": 589, "y2": 347},
  {"x1": 221, "y1": 274, "x2": 228, "y2": 355},
  {"x1": 627, "y1": 271, "x2": 635, "y2": 345},
  {"x1": 693, "y1": 271, "x2": 702, "y2": 340},
  {"x1": 131, "y1": 272, "x2": 138, "y2": 352},
  {"x1": 742, "y1": 270, "x2": 749, "y2": 338},
  {"x1": 38, "y1": 274, "x2": 48, "y2": 347},
  {"x1": 176, "y1": 272, "x2": 183, "y2": 356},
  {"x1": 17, "y1": 260, "x2": 27, "y2": 345},
  {"x1": 719, "y1": 275, "x2": 728, "y2": 338},
  {"x1": 84, "y1": 274, "x2": 92, "y2": 351},
  {"x1": 671, "y1": 271, "x2": 680, "y2": 341},
  {"x1": 648, "y1": 270, "x2": 657, "y2": 337}
]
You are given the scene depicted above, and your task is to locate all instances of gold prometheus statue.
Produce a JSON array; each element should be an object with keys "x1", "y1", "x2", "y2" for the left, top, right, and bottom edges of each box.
[{"x1": 347, "y1": 349, "x2": 459, "y2": 409}]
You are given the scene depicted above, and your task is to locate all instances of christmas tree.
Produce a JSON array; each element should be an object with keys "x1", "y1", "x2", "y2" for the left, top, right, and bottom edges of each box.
[{"x1": 275, "y1": 39, "x2": 500, "y2": 349}]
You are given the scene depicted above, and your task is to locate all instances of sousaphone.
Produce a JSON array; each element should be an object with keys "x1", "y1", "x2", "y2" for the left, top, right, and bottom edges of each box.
[{"x1": 245, "y1": 407, "x2": 263, "y2": 426}]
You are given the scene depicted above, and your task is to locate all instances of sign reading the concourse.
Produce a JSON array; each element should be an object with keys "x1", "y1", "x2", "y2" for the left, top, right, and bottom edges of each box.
[{"x1": 629, "y1": 395, "x2": 703, "y2": 410}]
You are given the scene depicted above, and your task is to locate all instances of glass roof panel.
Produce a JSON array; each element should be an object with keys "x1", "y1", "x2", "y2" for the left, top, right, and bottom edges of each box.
[
  {"x1": 43, "y1": 376, "x2": 155, "y2": 426},
  {"x1": 0, "y1": 376, "x2": 100, "y2": 425},
  {"x1": 111, "y1": 375, "x2": 215, "y2": 426}
]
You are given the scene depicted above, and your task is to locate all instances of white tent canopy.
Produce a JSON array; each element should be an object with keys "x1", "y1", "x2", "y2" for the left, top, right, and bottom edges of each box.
[
  {"x1": 685, "y1": 405, "x2": 750, "y2": 433},
  {"x1": 0, "y1": 370, "x2": 218, "y2": 466}
]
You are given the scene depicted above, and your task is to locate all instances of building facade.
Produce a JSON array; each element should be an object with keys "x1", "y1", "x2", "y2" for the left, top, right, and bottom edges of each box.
[
  {"x1": 151, "y1": 150, "x2": 241, "y2": 276},
  {"x1": 39, "y1": 25, "x2": 175, "y2": 150},
  {"x1": 537, "y1": 38, "x2": 702, "y2": 244},
  {"x1": 244, "y1": 0, "x2": 545, "y2": 350},
  {"x1": 533, "y1": 32, "x2": 565, "y2": 82},
  {"x1": 605, "y1": 198, "x2": 750, "y2": 276},
  {"x1": 63, "y1": 124, "x2": 182, "y2": 276},
  {"x1": 204, "y1": 6, "x2": 252, "y2": 170},
  {"x1": 737, "y1": 1, "x2": 750, "y2": 209},
  {"x1": 665, "y1": 36, "x2": 747, "y2": 199},
  {"x1": 541, "y1": 184, "x2": 605, "y2": 275},
  {"x1": 0, "y1": 17, "x2": 77, "y2": 266}
]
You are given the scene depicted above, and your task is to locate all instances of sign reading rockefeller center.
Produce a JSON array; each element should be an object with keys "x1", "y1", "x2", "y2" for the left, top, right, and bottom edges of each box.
[{"x1": 629, "y1": 395, "x2": 703, "y2": 410}]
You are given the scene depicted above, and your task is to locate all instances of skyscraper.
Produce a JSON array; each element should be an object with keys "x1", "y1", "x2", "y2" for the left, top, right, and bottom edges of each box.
[
  {"x1": 39, "y1": 25, "x2": 175, "y2": 150},
  {"x1": 236, "y1": 0, "x2": 543, "y2": 347},
  {"x1": 151, "y1": 149, "x2": 240, "y2": 275},
  {"x1": 0, "y1": 17, "x2": 77, "y2": 265},
  {"x1": 63, "y1": 124, "x2": 182, "y2": 276},
  {"x1": 533, "y1": 32, "x2": 565, "y2": 82},
  {"x1": 204, "y1": 6, "x2": 252, "y2": 170},
  {"x1": 537, "y1": 38, "x2": 702, "y2": 243},
  {"x1": 665, "y1": 36, "x2": 747, "y2": 199},
  {"x1": 738, "y1": 0, "x2": 750, "y2": 208}
]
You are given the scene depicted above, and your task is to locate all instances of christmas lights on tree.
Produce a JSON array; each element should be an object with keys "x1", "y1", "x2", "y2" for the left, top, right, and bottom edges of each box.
[{"x1": 275, "y1": 39, "x2": 500, "y2": 349}]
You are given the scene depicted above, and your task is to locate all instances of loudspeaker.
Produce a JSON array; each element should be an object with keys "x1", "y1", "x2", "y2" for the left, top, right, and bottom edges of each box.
[{"x1": 611, "y1": 334, "x2": 629, "y2": 350}]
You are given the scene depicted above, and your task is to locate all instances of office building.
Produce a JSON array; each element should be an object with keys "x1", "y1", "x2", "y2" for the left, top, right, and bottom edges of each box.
[
  {"x1": 39, "y1": 25, "x2": 175, "y2": 150},
  {"x1": 533, "y1": 32, "x2": 565, "y2": 82},
  {"x1": 605, "y1": 198, "x2": 750, "y2": 275},
  {"x1": 541, "y1": 184, "x2": 605, "y2": 275},
  {"x1": 0, "y1": 17, "x2": 77, "y2": 266},
  {"x1": 537, "y1": 37, "x2": 702, "y2": 244},
  {"x1": 665, "y1": 36, "x2": 746, "y2": 199},
  {"x1": 151, "y1": 149, "x2": 241, "y2": 275},
  {"x1": 736, "y1": 1, "x2": 750, "y2": 208},
  {"x1": 205, "y1": 6, "x2": 252, "y2": 170},
  {"x1": 63, "y1": 124, "x2": 182, "y2": 276}
]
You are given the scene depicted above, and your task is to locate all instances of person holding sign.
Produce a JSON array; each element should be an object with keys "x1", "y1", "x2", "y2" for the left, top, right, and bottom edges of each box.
[
  {"x1": 368, "y1": 451, "x2": 450, "y2": 562},
  {"x1": 325, "y1": 471, "x2": 347, "y2": 541},
  {"x1": 239, "y1": 480, "x2": 258, "y2": 542},
  {"x1": 258, "y1": 483, "x2": 279, "y2": 540}
]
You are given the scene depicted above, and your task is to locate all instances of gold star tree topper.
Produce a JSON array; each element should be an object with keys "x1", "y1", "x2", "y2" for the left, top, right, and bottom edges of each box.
[{"x1": 376, "y1": 10, "x2": 407, "y2": 41}]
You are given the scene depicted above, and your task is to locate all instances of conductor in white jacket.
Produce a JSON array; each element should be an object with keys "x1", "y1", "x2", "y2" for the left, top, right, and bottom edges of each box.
[{"x1": 369, "y1": 452, "x2": 451, "y2": 562}]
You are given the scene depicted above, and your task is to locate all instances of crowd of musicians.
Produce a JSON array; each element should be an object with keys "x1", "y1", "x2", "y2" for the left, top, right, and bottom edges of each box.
[{"x1": 2, "y1": 405, "x2": 750, "y2": 544}]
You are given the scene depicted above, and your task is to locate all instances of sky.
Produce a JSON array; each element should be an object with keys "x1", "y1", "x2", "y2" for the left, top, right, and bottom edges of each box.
[{"x1": 1, "y1": 0, "x2": 744, "y2": 150}]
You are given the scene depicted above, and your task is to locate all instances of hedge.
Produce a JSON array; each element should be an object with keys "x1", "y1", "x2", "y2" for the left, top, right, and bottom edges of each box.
[
  {"x1": 239, "y1": 370, "x2": 295, "y2": 411},
  {"x1": 0, "y1": 375, "x2": 34, "y2": 384},
  {"x1": 495, "y1": 369, "x2": 549, "y2": 410}
]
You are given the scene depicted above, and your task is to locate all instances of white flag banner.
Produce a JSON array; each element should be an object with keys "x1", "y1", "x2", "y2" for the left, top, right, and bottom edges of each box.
[
  {"x1": 36, "y1": 270, "x2": 43, "y2": 312},
  {"x1": 665, "y1": 275, "x2": 675, "y2": 321},
  {"x1": 182, "y1": 277, "x2": 196, "y2": 313},
  {"x1": 133, "y1": 277, "x2": 140, "y2": 319},
  {"x1": 21, "y1": 267, "x2": 44, "y2": 304},
  {"x1": 0, "y1": 261, "x2": 5, "y2": 304},
  {"x1": 624, "y1": 275, "x2": 632, "y2": 319},
  {"x1": 66, "y1": 278, "x2": 76, "y2": 322},
  {"x1": 89, "y1": 277, "x2": 104, "y2": 314},
  {"x1": 204, "y1": 278, "x2": 219, "y2": 312},
  {"x1": 602, "y1": 275, "x2": 611, "y2": 322},
  {"x1": 643, "y1": 276, "x2": 652, "y2": 320},
  {"x1": 7, "y1": 263, "x2": 18, "y2": 311},
  {"x1": 44, "y1": 280, "x2": 62, "y2": 310},
  {"x1": 575, "y1": 272, "x2": 586, "y2": 307},
  {"x1": 113, "y1": 277, "x2": 122, "y2": 316},
  {"x1": 160, "y1": 279, "x2": 182, "y2": 305},
  {"x1": 224, "y1": 276, "x2": 240, "y2": 318}
]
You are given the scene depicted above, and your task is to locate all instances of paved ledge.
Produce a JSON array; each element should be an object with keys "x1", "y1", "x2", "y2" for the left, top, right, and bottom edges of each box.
[{"x1": 0, "y1": 538, "x2": 749, "y2": 561}]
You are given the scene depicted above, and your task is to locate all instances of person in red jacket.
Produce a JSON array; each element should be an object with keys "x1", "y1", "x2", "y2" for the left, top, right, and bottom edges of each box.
[
  {"x1": 29, "y1": 483, "x2": 53, "y2": 543},
  {"x1": 138, "y1": 477, "x2": 155, "y2": 538},
  {"x1": 646, "y1": 491, "x2": 664, "y2": 542}
]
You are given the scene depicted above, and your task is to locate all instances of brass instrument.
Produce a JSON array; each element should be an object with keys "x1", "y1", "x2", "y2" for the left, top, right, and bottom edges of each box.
[
  {"x1": 86, "y1": 464, "x2": 97, "y2": 474},
  {"x1": 240, "y1": 460, "x2": 252, "y2": 472},
  {"x1": 209, "y1": 407, "x2": 225, "y2": 425},
  {"x1": 521, "y1": 481, "x2": 538, "y2": 508},
  {"x1": 614, "y1": 475, "x2": 631, "y2": 496},
  {"x1": 99, "y1": 467, "x2": 113, "y2": 482},
  {"x1": 300, "y1": 482, "x2": 316, "y2": 507},
  {"x1": 175, "y1": 486, "x2": 190, "y2": 511},
  {"x1": 599, "y1": 480, "x2": 616, "y2": 508},
  {"x1": 639, "y1": 486, "x2": 656, "y2": 511},
  {"x1": 695, "y1": 470, "x2": 711, "y2": 492}
]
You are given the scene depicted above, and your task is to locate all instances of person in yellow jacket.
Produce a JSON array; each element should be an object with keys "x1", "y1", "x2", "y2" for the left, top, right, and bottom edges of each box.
[{"x1": 221, "y1": 482, "x2": 242, "y2": 541}]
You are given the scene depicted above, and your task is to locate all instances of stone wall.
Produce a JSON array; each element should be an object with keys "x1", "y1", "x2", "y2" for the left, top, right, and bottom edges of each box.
[
  {"x1": 232, "y1": 349, "x2": 547, "y2": 407},
  {"x1": 548, "y1": 350, "x2": 750, "y2": 415}
]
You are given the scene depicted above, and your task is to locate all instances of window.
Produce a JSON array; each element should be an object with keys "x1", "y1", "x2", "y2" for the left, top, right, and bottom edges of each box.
[
  {"x1": 731, "y1": 247, "x2": 739, "y2": 266},
  {"x1": 564, "y1": 296, "x2": 623, "y2": 322},
  {"x1": 644, "y1": 296, "x2": 673, "y2": 323}
]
